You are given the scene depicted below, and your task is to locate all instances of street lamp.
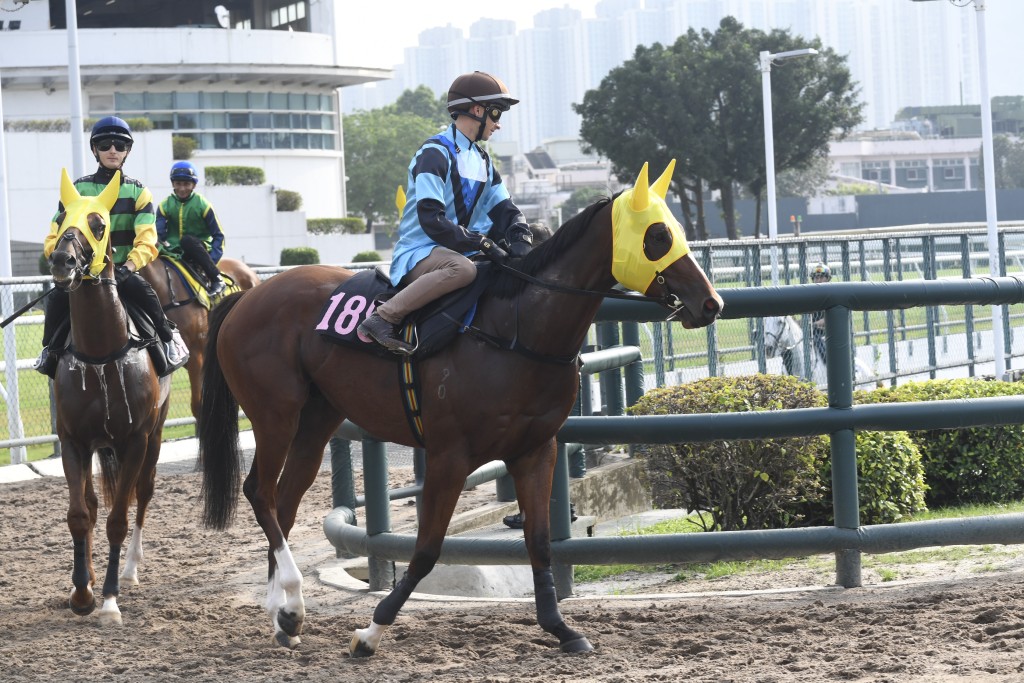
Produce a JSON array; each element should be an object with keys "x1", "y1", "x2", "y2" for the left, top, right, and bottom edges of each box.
[
  {"x1": 760, "y1": 47, "x2": 818, "y2": 286},
  {"x1": 910, "y1": 0, "x2": 1005, "y2": 379}
]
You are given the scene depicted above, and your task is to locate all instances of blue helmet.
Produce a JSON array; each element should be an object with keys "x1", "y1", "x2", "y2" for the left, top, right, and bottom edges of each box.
[
  {"x1": 90, "y1": 116, "x2": 133, "y2": 146},
  {"x1": 170, "y1": 160, "x2": 199, "y2": 183}
]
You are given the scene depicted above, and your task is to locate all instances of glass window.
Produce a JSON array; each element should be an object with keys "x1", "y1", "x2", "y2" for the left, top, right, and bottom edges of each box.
[
  {"x1": 291, "y1": 113, "x2": 307, "y2": 129},
  {"x1": 175, "y1": 112, "x2": 199, "y2": 129},
  {"x1": 292, "y1": 133, "x2": 308, "y2": 148},
  {"x1": 116, "y1": 92, "x2": 145, "y2": 111},
  {"x1": 201, "y1": 112, "x2": 227, "y2": 129},
  {"x1": 250, "y1": 92, "x2": 269, "y2": 110},
  {"x1": 214, "y1": 132, "x2": 228, "y2": 149},
  {"x1": 274, "y1": 132, "x2": 291, "y2": 149},
  {"x1": 273, "y1": 113, "x2": 290, "y2": 128},
  {"x1": 254, "y1": 132, "x2": 273, "y2": 149},
  {"x1": 230, "y1": 132, "x2": 252, "y2": 149},
  {"x1": 320, "y1": 94, "x2": 331, "y2": 111},
  {"x1": 296, "y1": 2, "x2": 305, "y2": 19},
  {"x1": 146, "y1": 92, "x2": 173, "y2": 110},
  {"x1": 289, "y1": 92, "x2": 305, "y2": 110},
  {"x1": 305, "y1": 94, "x2": 319, "y2": 110},
  {"x1": 199, "y1": 132, "x2": 216, "y2": 149},
  {"x1": 148, "y1": 113, "x2": 174, "y2": 129},
  {"x1": 251, "y1": 112, "x2": 272, "y2": 128},
  {"x1": 228, "y1": 112, "x2": 250, "y2": 128},
  {"x1": 175, "y1": 92, "x2": 200, "y2": 109},
  {"x1": 270, "y1": 92, "x2": 289, "y2": 109},
  {"x1": 90, "y1": 94, "x2": 115, "y2": 112},
  {"x1": 202, "y1": 92, "x2": 226, "y2": 109},
  {"x1": 226, "y1": 92, "x2": 247, "y2": 109}
]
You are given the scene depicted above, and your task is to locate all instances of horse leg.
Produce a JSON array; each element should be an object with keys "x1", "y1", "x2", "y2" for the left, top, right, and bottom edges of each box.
[
  {"x1": 509, "y1": 440, "x2": 593, "y2": 653},
  {"x1": 262, "y1": 401, "x2": 341, "y2": 648},
  {"x1": 350, "y1": 454, "x2": 470, "y2": 658},
  {"x1": 62, "y1": 444, "x2": 97, "y2": 616},
  {"x1": 96, "y1": 437, "x2": 151, "y2": 626},
  {"x1": 185, "y1": 347, "x2": 203, "y2": 423},
  {"x1": 121, "y1": 432, "x2": 161, "y2": 586}
]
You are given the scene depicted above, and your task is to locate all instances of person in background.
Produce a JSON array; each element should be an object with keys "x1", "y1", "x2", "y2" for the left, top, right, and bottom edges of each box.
[
  {"x1": 156, "y1": 161, "x2": 227, "y2": 297},
  {"x1": 357, "y1": 70, "x2": 533, "y2": 354},
  {"x1": 809, "y1": 262, "x2": 832, "y2": 366},
  {"x1": 36, "y1": 116, "x2": 187, "y2": 378}
]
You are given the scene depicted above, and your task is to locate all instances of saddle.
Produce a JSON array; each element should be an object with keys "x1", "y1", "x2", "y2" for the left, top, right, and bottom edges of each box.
[
  {"x1": 315, "y1": 263, "x2": 497, "y2": 361},
  {"x1": 160, "y1": 256, "x2": 234, "y2": 310}
]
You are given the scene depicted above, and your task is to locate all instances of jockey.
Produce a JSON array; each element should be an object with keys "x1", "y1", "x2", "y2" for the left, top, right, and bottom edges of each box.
[
  {"x1": 36, "y1": 116, "x2": 188, "y2": 378},
  {"x1": 357, "y1": 71, "x2": 534, "y2": 354},
  {"x1": 809, "y1": 262, "x2": 831, "y2": 364},
  {"x1": 156, "y1": 161, "x2": 227, "y2": 297}
]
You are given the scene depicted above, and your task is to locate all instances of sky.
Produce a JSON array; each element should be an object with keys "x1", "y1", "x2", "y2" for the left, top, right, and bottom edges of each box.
[
  {"x1": 335, "y1": 2, "x2": 598, "y2": 69},
  {"x1": 335, "y1": 1, "x2": 1023, "y2": 97}
]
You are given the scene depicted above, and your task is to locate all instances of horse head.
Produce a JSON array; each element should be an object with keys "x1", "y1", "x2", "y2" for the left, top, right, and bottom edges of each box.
[
  {"x1": 49, "y1": 168, "x2": 120, "y2": 292},
  {"x1": 611, "y1": 160, "x2": 723, "y2": 328},
  {"x1": 764, "y1": 315, "x2": 801, "y2": 357}
]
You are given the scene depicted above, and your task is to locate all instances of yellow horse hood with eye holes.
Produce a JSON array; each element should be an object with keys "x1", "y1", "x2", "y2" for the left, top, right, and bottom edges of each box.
[
  {"x1": 610, "y1": 159, "x2": 691, "y2": 294},
  {"x1": 57, "y1": 167, "x2": 120, "y2": 278}
]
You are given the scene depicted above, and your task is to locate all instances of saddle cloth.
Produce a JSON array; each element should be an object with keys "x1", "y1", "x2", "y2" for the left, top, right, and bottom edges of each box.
[
  {"x1": 315, "y1": 263, "x2": 496, "y2": 361},
  {"x1": 161, "y1": 256, "x2": 239, "y2": 310}
]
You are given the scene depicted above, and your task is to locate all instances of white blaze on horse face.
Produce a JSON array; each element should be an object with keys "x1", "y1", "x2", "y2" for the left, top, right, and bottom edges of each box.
[
  {"x1": 610, "y1": 160, "x2": 691, "y2": 294},
  {"x1": 58, "y1": 168, "x2": 121, "y2": 278}
]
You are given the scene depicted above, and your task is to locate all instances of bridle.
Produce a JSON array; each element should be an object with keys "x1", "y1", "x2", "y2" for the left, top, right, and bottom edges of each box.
[{"x1": 52, "y1": 229, "x2": 114, "y2": 291}]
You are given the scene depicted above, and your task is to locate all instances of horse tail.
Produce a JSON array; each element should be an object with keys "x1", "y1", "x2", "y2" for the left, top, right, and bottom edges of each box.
[{"x1": 198, "y1": 291, "x2": 246, "y2": 529}]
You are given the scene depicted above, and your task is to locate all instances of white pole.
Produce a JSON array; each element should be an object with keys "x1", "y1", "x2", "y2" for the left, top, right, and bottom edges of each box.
[
  {"x1": 66, "y1": 0, "x2": 86, "y2": 178},
  {"x1": 0, "y1": 71, "x2": 29, "y2": 465},
  {"x1": 760, "y1": 51, "x2": 780, "y2": 286},
  {"x1": 975, "y1": 0, "x2": 1006, "y2": 379}
]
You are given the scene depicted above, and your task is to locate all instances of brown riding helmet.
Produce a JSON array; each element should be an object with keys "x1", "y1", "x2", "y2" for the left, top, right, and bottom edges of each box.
[{"x1": 446, "y1": 71, "x2": 520, "y2": 119}]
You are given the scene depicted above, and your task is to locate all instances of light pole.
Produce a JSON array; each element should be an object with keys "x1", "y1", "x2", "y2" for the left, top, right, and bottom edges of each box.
[
  {"x1": 911, "y1": 0, "x2": 1005, "y2": 379},
  {"x1": 760, "y1": 48, "x2": 818, "y2": 286}
]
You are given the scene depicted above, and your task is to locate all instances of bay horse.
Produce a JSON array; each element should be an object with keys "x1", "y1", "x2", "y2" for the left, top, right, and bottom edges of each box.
[
  {"x1": 143, "y1": 256, "x2": 260, "y2": 420},
  {"x1": 198, "y1": 160, "x2": 723, "y2": 654},
  {"x1": 49, "y1": 169, "x2": 172, "y2": 625}
]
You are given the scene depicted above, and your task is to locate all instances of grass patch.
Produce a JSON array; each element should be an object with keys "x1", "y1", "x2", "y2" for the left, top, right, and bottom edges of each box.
[{"x1": 574, "y1": 503, "x2": 1024, "y2": 587}]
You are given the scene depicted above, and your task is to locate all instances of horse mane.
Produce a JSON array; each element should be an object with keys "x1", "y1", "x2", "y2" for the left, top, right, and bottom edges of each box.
[{"x1": 489, "y1": 195, "x2": 614, "y2": 300}]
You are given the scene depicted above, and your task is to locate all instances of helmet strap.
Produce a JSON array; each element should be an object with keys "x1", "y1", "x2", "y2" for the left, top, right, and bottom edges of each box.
[{"x1": 452, "y1": 96, "x2": 489, "y2": 142}]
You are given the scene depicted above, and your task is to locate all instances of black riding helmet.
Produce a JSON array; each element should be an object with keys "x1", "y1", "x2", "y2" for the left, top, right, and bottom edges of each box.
[{"x1": 446, "y1": 71, "x2": 519, "y2": 142}]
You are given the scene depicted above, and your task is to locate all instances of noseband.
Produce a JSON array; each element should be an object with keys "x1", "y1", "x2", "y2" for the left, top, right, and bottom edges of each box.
[{"x1": 52, "y1": 230, "x2": 113, "y2": 290}]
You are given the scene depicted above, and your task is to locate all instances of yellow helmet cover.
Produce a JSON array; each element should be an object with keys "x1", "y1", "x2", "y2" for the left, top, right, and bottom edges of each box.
[
  {"x1": 610, "y1": 160, "x2": 690, "y2": 293},
  {"x1": 57, "y1": 167, "x2": 120, "y2": 278}
]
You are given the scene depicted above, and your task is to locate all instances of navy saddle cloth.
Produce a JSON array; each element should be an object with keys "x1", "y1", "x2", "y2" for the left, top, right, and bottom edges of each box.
[{"x1": 315, "y1": 263, "x2": 496, "y2": 360}]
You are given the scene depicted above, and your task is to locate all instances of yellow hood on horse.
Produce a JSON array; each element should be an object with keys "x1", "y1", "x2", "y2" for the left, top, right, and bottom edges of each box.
[{"x1": 58, "y1": 167, "x2": 120, "y2": 278}]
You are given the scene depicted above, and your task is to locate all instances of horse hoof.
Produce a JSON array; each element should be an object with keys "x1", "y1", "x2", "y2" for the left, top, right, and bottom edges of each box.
[
  {"x1": 274, "y1": 630, "x2": 300, "y2": 649},
  {"x1": 560, "y1": 636, "x2": 594, "y2": 654},
  {"x1": 277, "y1": 608, "x2": 303, "y2": 637},
  {"x1": 119, "y1": 573, "x2": 139, "y2": 587},
  {"x1": 349, "y1": 635, "x2": 376, "y2": 658},
  {"x1": 98, "y1": 609, "x2": 123, "y2": 627},
  {"x1": 69, "y1": 591, "x2": 95, "y2": 616}
]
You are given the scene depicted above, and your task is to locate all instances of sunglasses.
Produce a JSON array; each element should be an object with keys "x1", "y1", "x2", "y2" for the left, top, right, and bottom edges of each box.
[
  {"x1": 96, "y1": 141, "x2": 129, "y2": 152},
  {"x1": 486, "y1": 107, "x2": 505, "y2": 123}
]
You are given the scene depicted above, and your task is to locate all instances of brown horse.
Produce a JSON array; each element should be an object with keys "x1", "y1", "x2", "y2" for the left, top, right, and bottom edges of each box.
[
  {"x1": 198, "y1": 161, "x2": 723, "y2": 653},
  {"x1": 49, "y1": 169, "x2": 172, "y2": 625},
  {"x1": 143, "y1": 257, "x2": 260, "y2": 420}
]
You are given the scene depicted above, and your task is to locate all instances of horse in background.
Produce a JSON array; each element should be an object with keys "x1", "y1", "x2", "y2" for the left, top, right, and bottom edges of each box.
[
  {"x1": 143, "y1": 257, "x2": 260, "y2": 421},
  {"x1": 197, "y1": 160, "x2": 723, "y2": 655},
  {"x1": 763, "y1": 314, "x2": 874, "y2": 386},
  {"x1": 48, "y1": 168, "x2": 172, "y2": 625}
]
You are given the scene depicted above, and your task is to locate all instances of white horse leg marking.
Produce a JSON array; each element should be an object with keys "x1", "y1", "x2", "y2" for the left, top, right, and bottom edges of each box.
[
  {"x1": 97, "y1": 596, "x2": 123, "y2": 627},
  {"x1": 351, "y1": 621, "x2": 388, "y2": 656},
  {"x1": 266, "y1": 543, "x2": 304, "y2": 647},
  {"x1": 120, "y1": 523, "x2": 143, "y2": 586}
]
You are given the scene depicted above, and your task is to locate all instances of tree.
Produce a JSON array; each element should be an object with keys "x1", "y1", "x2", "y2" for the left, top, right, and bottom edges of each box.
[
  {"x1": 343, "y1": 108, "x2": 442, "y2": 234},
  {"x1": 386, "y1": 85, "x2": 450, "y2": 126},
  {"x1": 558, "y1": 187, "x2": 606, "y2": 222},
  {"x1": 575, "y1": 17, "x2": 863, "y2": 240},
  {"x1": 983, "y1": 134, "x2": 1024, "y2": 190}
]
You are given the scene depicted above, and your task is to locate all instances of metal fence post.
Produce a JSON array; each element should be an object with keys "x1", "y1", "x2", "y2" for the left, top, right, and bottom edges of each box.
[{"x1": 362, "y1": 438, "x2": 395, "y2": 591}]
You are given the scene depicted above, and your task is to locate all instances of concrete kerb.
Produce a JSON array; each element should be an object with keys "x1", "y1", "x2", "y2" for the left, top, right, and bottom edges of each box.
[{"x1": 0, "y1": 431, "x2": 257, "y2": 484}]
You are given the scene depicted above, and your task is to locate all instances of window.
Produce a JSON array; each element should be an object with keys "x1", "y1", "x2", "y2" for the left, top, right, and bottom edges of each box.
[
  {"x1": 906, "y1": 169, "x2": 921, "y2": 181},
  {"x1": 944, "y1": 167, "x2": 962, "y2": 180}
]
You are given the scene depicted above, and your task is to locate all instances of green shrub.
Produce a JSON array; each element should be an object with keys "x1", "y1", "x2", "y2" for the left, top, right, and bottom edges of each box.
[
  {"x1": 280, "y1": 247, "x2": 319, "y2": 266},
  {"x1": 276, "y1": 189, "x2": 303, "y2": 212},
  {"x1": 205, "y1": 166, "x2": 265, "y2": 186},
  {"x1": 172, "y1": 135, "x2": 197, "y2": 160},
  {"x1": 352, "y1": 251, "x2": 382, "y2": 263},
  {"x1": 307, "y1": 217, "x2": 366, "y2": 235},
  {"x1": 799, "y1": 430, "x2": 928, "y2": 526},
  {"x1": 629, "y1": 374, "x2": 830, "y2": 531},
  {"x1": 855, "y1": 379, "x2": 1024, "y2": 507}
]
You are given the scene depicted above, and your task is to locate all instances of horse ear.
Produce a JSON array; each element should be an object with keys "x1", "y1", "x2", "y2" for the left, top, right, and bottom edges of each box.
[
  {"x1": 395, "y1": 185, "x2": 406, "y2": 214},
  {"x1": 629, "y1": 162, "x2": 650, "y2": 212},
  {"x1": 59, "y1": 168, "x2": 79, "y2": 208},
  {"x1": 97, "y1": 170, "x2": 121, "y2": 211},
  {"x1": 652, "y1": 159, "x2": 676, "y2": 200}
]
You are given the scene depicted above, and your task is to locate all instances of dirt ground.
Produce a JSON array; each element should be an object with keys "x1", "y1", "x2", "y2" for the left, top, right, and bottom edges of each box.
[{"x1": 4, "y1": 463, "x2": 1024, "y2": 683}]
